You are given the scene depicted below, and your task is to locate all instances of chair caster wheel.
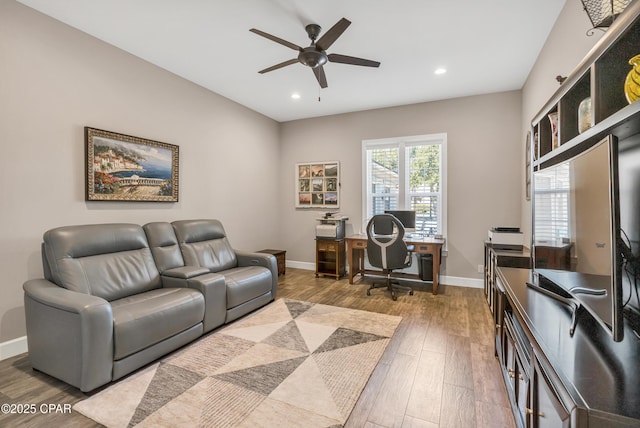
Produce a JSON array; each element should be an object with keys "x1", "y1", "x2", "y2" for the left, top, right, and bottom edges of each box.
[
  {"x1": 366, "y1": 290, "x2": 371, "y2": 296},
  {"x1": 409, "y1": 290, "x2": 414, "y2": 296},
  {"x1": 392, "y1": 294, "x2": 397, "y2": 301}
]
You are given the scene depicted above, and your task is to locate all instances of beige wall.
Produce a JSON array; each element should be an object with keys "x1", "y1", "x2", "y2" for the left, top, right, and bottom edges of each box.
[
  {"x1": 0, "y1": 1, "x2": 280, "y2": 343},
  {"x1": 0, "y1": 0, "x2": 608, "y2": 347},
  {"x1": 279, "y1": 91, "x2": 523, "y2": 280},
  {"x1": 520, "y1": 0, "x2": 603, "y2": 240}
]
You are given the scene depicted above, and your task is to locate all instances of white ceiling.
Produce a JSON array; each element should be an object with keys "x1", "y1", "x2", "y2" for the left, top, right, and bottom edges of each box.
[{"x1": 17, "y1": 0, "x2": 566, "y2": 122}]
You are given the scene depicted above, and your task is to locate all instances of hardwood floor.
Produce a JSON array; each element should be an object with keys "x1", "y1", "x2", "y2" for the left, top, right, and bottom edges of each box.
[{"x1": 0, "y1": 268, "x2": 514, "y2": 427}]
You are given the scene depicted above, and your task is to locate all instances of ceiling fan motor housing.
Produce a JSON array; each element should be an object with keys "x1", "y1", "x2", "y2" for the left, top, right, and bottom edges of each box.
[
  {"x1": 305, "y1": 24, "x2": 322, "y2": 41},
  {"x1": 298, "y1": 47, "x2": 327, "y2": 68}
]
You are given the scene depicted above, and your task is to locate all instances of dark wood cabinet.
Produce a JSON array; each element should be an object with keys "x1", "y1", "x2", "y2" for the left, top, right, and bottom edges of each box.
[
  {"x1": 495, "y1": 267, "x2": 640, "y2": 428},
  {"x1": 534, "y1": 243, "x2": 572, "y2": 270},
  {"x1": 484, "y1": 242, "x2": 530, "y2": 341},
  {"x1": 315, "y1": 239, "x2": 345, "y2": 279}
]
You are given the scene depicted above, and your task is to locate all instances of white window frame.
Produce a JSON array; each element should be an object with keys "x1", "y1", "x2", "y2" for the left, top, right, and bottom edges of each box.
[
  {"x1": 533, "y1": 163, "x2": 571, "y2": 243},
  {"x1": 361, "y1": 133, "x2": 447, "y2": 239}
]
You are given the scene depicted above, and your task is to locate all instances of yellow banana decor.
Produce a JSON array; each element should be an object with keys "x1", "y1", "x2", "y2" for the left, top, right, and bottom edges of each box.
[{"x1": 625, "y1": 54, "x2": 640, "y2": 104}]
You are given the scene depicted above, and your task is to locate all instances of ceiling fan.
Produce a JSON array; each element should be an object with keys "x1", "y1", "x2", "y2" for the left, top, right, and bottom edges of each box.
[{"x1": 250, "y1": 17, "x2": 380, "y2": 88}]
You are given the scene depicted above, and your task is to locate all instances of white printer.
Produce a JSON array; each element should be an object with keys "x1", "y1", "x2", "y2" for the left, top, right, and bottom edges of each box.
[
  {"x1": 488, "y1": 227, "x2": 524, "y2": 250},
  {"x1": 316, "y1": 214, "x2": 348, "y2": 239}
]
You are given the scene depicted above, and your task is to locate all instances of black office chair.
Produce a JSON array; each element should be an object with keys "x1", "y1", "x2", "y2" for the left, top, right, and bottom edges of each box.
[{"x1": 366, "y1": 214, "x2": 414, "y2": 301}]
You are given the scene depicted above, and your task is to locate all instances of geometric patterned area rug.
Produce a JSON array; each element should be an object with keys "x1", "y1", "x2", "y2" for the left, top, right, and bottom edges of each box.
[{"x1": 73, "y1": 299, "x2": 402, "y2": 428}]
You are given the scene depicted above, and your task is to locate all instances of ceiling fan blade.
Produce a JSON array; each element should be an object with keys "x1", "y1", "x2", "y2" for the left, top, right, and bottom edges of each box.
[
  {"x1": 328, "y1": 53, "x2": 380, "y2": 67},
  {"x1": 250, "y1": 28, "x2": 302, "y2": 51},
  {"x1": 312, "y1": 66, "x2": 328, "y2": 88},
  {"x1": 315, "y1": 18, "x2": 351, "y2": 51},
  {"x1": 258, "y1": 58, "x2": 299, "y2": 74}
]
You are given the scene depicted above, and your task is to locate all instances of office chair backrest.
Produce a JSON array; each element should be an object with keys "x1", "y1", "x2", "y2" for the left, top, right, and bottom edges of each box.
[{"x1": 366, "y1": 214, "x2": 410, "y2": 270}]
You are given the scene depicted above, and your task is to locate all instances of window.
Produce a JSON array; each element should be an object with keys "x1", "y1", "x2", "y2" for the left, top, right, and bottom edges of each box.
[
  {"x1": 533, "y1": 163, "x2": 570, "y2": 243},
  {"x1": 362, "y1": 134, "x2": 447, "y2": 237}
]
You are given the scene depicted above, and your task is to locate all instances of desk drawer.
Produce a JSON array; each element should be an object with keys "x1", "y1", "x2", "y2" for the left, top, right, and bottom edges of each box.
[
  {"x1": 353, "y1": 240, "x2": 366, "y2": 249},
  {"x1": 414, "y1": 244, "x2": 436, "y2": 253}
]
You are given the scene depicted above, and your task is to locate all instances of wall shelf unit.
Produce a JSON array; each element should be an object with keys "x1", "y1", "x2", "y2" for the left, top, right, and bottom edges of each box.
[{"x1": 532, "y1": 0, "x2": 640, "y2": 169}]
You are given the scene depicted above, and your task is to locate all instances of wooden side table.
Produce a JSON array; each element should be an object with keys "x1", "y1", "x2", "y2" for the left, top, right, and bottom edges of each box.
[
  {"x1": 257, "y1": 249, "x2": 286, "y2": 275},
  {"x1": 315, "y1": 239, "x2": 346, "y2": 279}
]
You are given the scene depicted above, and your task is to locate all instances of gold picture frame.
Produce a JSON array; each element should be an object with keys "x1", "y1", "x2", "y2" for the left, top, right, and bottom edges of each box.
[{"x1": 85, "y1": 127, "x2": 179, "y2": 202}]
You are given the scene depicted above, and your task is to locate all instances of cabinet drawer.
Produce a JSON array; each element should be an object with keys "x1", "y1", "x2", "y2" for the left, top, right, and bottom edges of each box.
[
  {"x1": 317, "y1": 240, "x2": 337, "y2": 252},
  {"x1": 414, "y1": 244, "x2": 435, "y2": 253}
]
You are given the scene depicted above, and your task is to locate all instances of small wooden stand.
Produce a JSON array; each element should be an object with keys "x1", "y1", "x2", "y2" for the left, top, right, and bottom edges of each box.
[{"x1": 257, "y1": 249, "x2": 286, "y2": 275}]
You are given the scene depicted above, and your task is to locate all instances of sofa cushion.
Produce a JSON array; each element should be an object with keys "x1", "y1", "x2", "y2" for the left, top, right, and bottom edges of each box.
[
  {"x1": 144, "y1": 222, "x2": 185, "y2": 273},
  {"x1": 223, "y1": 266, "x2": 273, "y2": 309},
  {"x1": 43, "y1": 224, "x2": 161, "y2": 301},
  {"x1": 172, "y1": 220, "x2": 238, "y2": 272},
  {"x1": 111, "y1": 288, "x2": 205, "y2": 360}
]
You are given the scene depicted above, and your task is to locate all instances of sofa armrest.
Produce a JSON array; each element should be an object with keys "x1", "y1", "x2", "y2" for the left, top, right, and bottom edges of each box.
[
  {"x1": 23, "y1": 279, "x2": 113, "y2": 392},
  {"x1": 236, "y1": 251, "x2": 278, "y2": 300}
]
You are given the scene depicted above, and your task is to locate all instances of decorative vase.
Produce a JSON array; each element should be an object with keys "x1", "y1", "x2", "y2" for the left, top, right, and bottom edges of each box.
[
  {"x1": 548, "y1": 112, "x2": 559, "y2": 149},
  {"x1": 625, "y1": 54, "x2": 640, "y2": 104},
  {"x1": 578, "y1": 97, "x2": 592, "y2": 133}
]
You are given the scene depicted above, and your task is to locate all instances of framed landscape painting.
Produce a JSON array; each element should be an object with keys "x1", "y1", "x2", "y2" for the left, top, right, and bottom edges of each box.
[
  {"x1": 295, "y1": 161, "x2": 339, "y2": 208},
  {"x1": 85, "y1": 127, "x2": 179, "y2": 202}
]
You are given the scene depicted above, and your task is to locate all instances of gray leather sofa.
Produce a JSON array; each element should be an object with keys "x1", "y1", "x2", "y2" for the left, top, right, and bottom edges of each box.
[{"x1": 23, "y1": 220, "x2": 277, "y2": 392}]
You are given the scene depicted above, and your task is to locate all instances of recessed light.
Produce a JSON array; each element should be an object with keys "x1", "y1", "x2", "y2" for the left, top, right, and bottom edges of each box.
[
  {"x1": 291, "y1": 93, "x2": 301, "y2": 99},
  {"x1": 434, "y1": 68, "x2": 447, "y2": 75}
]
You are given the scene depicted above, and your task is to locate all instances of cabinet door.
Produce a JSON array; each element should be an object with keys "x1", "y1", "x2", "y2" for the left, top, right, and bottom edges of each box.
[
  {"x1": 515, "y1": 351, "x2": 530, "y2": 427},
  {"x1": 502, "y1": 315, "x2": 517, "y2": 399},
  {"x1": 484, "y1": 245, "x2": 492, "y2": 304},
  {"x1": 494, "y1": 276, "x2": 506, "y2": 337},
  {"x1": 502, "y1": 313, "x2": 532, "y2": 428},
  {"x1": 489, "y1": 251, "x2": 497, "y2": 312},
  {"x1": 531, "y1": 352, "x2": 571, "y2": 428}
]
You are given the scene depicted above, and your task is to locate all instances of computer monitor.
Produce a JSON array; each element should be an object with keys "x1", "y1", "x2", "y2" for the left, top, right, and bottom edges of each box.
[{"x1": 384, "y1": 210, "x2": 416, "y2": 231}]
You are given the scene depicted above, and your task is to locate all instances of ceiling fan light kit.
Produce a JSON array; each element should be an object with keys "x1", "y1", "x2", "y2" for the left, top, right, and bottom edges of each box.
[{"x1": 250, "y1": 17, "x2": 380, "y2": 89}]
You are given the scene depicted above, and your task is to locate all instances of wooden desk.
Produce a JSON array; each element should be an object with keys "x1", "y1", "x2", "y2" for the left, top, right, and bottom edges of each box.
[{"x1": 345, "y1": 234, "x2": 445, "y2": 295}]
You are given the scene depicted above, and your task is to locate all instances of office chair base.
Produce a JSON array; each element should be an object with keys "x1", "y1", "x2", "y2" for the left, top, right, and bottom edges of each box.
[{"x1": 367, "y1": 279, "x2": 413, "y2": 301}]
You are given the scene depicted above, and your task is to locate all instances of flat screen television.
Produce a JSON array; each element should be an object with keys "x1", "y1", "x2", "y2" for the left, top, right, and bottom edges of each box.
[
  {"x1": 531, "y1": 135, "x2": 623, "y2": 341},
  {"x1": 618, "y1": 132, "x2": 640, "y2": 338}
]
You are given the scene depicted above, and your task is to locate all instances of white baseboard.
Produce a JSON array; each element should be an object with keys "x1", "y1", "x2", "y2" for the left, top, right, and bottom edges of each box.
[
  {"x1": 0, "y1": 336, "x2": 28, "y2": 361},
  {"x1": 440, "y1": 275, "x2": 483, "y2": 289},
  {"x1": 286, "y1": 260, "x2": 316, "y2": 271},
  {"x1": 285, "y1": 260, "x2": 483, "y2": 289}
]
